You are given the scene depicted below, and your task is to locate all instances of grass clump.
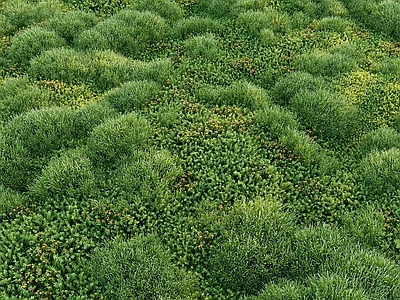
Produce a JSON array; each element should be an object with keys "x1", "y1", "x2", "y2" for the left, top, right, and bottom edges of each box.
[
  {"x1": 113, "y1": 150, "x2": 182, "y2": 227},
  {"x1": 103, "y1": 80, "x2": 162, "y2": 113},
  {"x1": 272, "y1": 71, "x2": 326, "y2": 106},
  {"x1": 74, "y1": 10, "x2": 171, "y2": 57},
  {"x1": 203, "y1": 198, "x2": 296, "y2": 296},
  {"x1": 193, "y1": 0, "x2": 238, "y2": 19},
  {"x1": 0, "y1": 185, "x2": 26, "y2": 220},
  {"x1": 29, "y1": 148, "x2": 97, "y2": 202},
  {"x1": 357, "y1": 127, "x2": 400, "y2": 157},
  {"x1": 0, "y1": 77, "x2": 43, "y2": 122},
  {"x1": 358, "y1": 148, "x2": 400, "y2": 197},
  {"x1": 29, "y1": 48, "x2": 173, "y2": 91},
  {"x1": 254, "y1": 104, "x2": 299, "y2": 138},
  {"x1": 184, "y1": 34, "x2": 221, "y2": 59},
  {"x1": 129, "y1": 0, "x2": 183, "y2": 23},
  {"x1": 86, "y1": 112, "x2": 153, "y2": 169},
  {"x1": 289, "y1": 89, "x2": 360, "y2": 145},
  {"x1": 43, "y1": 10, "x2": 98, "y2": 44},
  {"x1": 196, "y1": 81, "x2": 271, "y2": 110},
  {"x1": 293, "y1": 49, "x2": 358, "y2": 77},
  {"x1": 172, "y1": 16, "x2": 225, "y2": 39},
  {"x1": 88, "y1": 234, "x2": 199, "y2": 300},
  {"x1": 1, "y1": 0, "x2": 63, "y2": 33},
  {"x1": 1, "y1": 107, "x2": 76, "y2": 158},
  {"x1": 8, "y1": 27, "x2": 66, "y2": 67}
]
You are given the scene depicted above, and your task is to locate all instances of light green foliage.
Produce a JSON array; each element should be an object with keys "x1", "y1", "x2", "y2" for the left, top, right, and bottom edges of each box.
[
  {"x1": 86, "y1": 112, "x2": 153, "y2": 169},
  {"x1": 357, "y1": 127, "x2": 400, "y2": 157},
  {"x1": 1, "y1": 0, "x2": 64, "y2": 33},
  {"x1": 29, "y1": 48, "x2": 173, "y2": 91},
  {"x1": 43, "y1": 10, "x2": 98, "y2": 44},
  {"x1": 290, "y1": 89, "x2": 360, "y2": 145},
  {"x1": 358, "y1": 148, "x2": 400, "y2": 197},
  {"x1": 196, "y1": 81, "x2": 271, "y2": 109},
  {"x1": 184, "y1": 34, "x2": 221, "y2": 59},
  {"x1": 88, "y1": 234, "x2": 199, "y2": 299},
  {"x1": 204, "y1": 199, "x2": 296, "y2": 296},
  {"x1": 272, "y1": 71, "x2": 327, "y2": 106},
  {"x1": 235, "y1": 0, "x2": 281, "y2": 12},
  {"x1": 103, "y1": 80, "x2": 162, "y2": 113},
  {"x1": 8, "y1": 27, "x2": 66, "y2": 67},
  {"x1": 74, "y1": 10, "x2": 171, "y2": 57},
  {"x1": 29, "y1": 148, "x2": 97, "y2": 202}
]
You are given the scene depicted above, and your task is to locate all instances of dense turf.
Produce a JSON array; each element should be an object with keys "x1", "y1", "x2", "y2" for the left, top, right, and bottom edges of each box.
[{"x1": 0, "y1": 0, "x2": 400, "y2": 299}]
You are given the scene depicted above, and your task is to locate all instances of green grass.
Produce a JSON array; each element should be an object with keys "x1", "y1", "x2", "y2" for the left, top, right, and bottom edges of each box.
[{"x1": 1, "y1": 0, "x2": 400, "y2": 299}]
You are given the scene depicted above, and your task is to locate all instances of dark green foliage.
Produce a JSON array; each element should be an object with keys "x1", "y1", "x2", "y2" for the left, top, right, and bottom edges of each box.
[
  {"x1": 29, "y1": 148, "x2": 98, "y2": 202},
  {"x1": 28, "y1": 48, "x2": 173, "y2": 91},
  {"x1": 43, "y1": 10, "x2": 98, "y2": 44},
  {"x1": 8, "y1": 27, "x2": 66, "y2": 67},
  {"x1": 272, "y1": 71, "x2": 327, "y2": 106},
  {"x1": 284, "y1": 172, "x2": 357, "y2": 225},
  {"x1": 88, "y1": 234, "x2": 199, "y2": 299},
  {"x1": 289, "y1": 89, "x2": 360, "y2": 145},
  {"x1": 86, "y1": 112, "x2": 153, "y2": 169},
  {"x1": 74, "y1": 10, "x2": 171, "y2": 57},
  {"x1": 358, "y1": 148, "x2": 400, "y2": 197},
  {"x1": 204, "y1": 199, "x2": 296, "y2": 296},
  {"x1": 357, "y1": 127, "x2": 400, "y2": 157},
  {"x1": 61, "y1": 0, "x2": 133, "y2": 15},
  {"x1": 103, "y1": 80, "x2": 162, "y2": 113}
]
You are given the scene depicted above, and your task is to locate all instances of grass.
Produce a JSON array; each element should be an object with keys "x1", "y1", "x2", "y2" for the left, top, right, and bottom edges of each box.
[{"x1": 1, "y1": 0, "x2": 400, "y2": 299}]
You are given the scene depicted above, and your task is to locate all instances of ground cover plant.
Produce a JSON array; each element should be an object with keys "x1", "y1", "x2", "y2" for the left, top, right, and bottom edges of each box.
[{"x1": 1, "y1": 0, "x2": 400, "y2": 299}]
